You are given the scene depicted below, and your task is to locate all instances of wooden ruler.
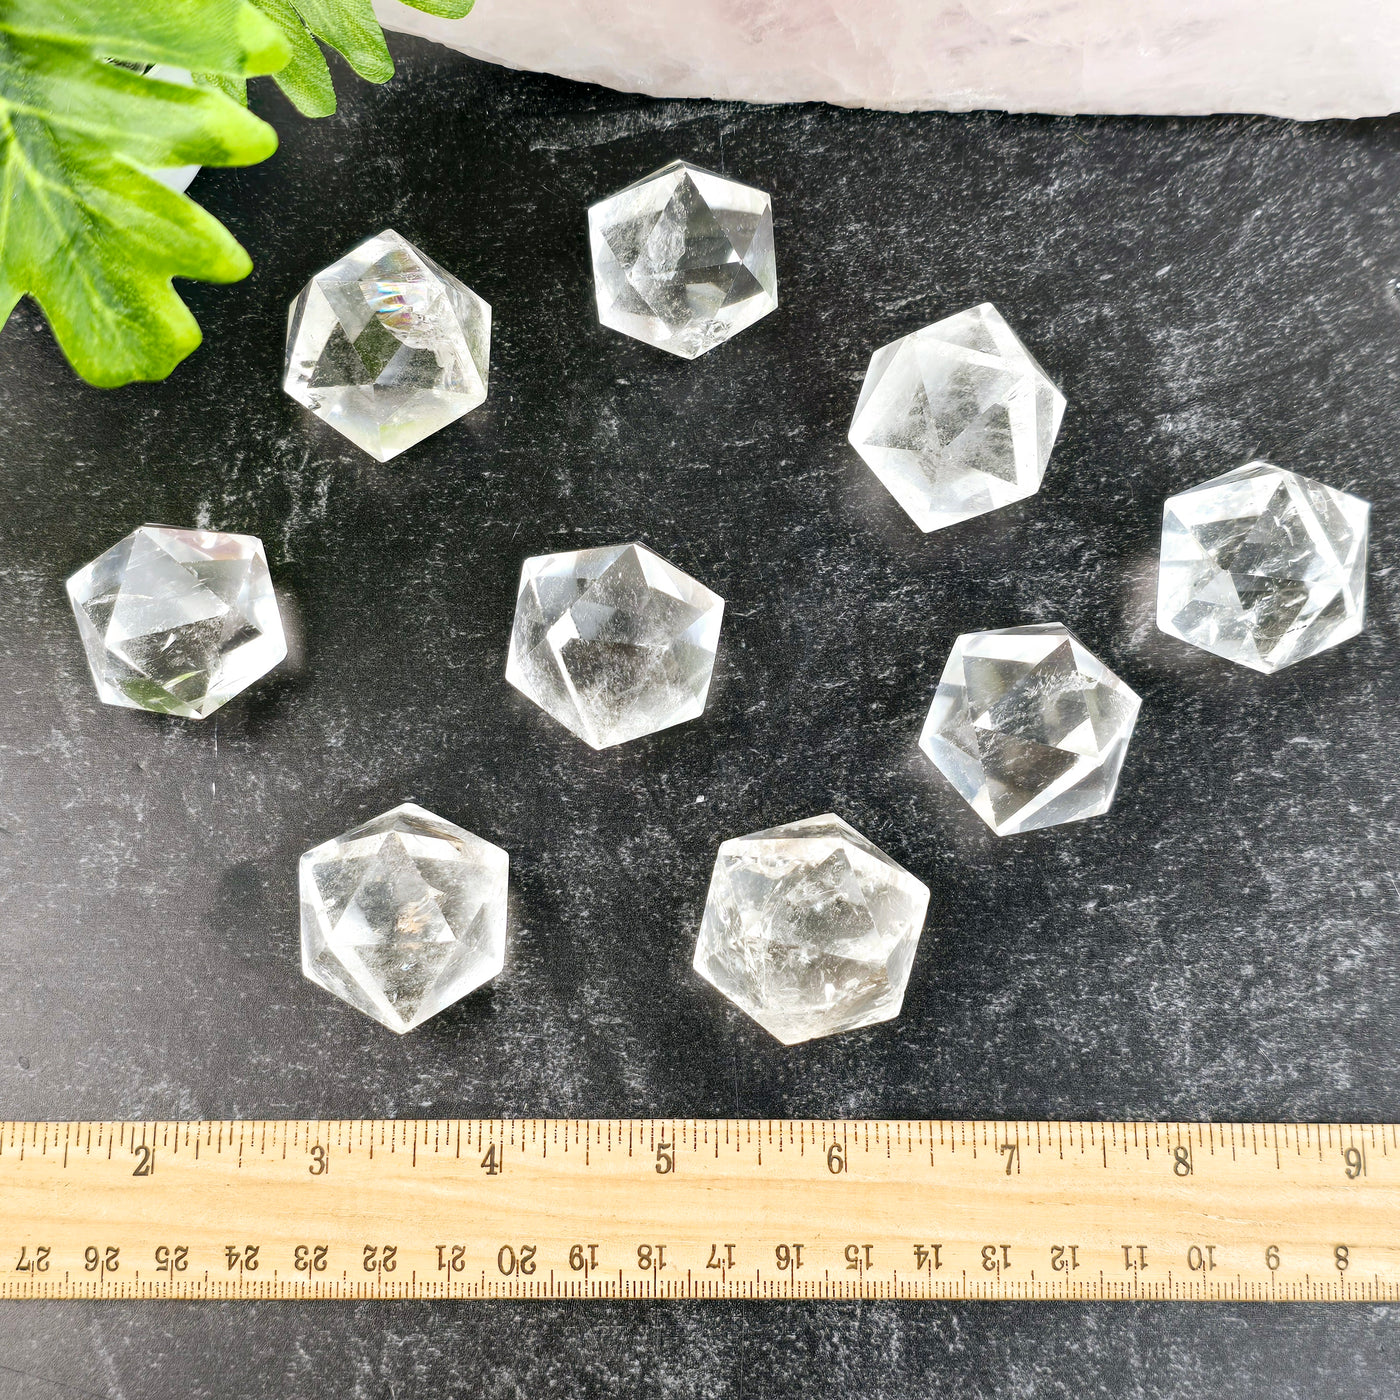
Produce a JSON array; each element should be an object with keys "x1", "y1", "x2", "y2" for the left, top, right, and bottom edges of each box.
[{"x1": 0, "y1": 1120, "x2": 1396, "y2": 1301}]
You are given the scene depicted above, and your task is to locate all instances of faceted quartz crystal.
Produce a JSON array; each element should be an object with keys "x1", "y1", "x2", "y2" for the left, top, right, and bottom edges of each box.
[
  {"x1": 693, "y1": 814, "x2": 930, "y2": 1045},
  {"x1": 588, "y1": 159, "x2": 777, "y2": 359},
  {"x1": 284, "y1": 229, "x2": 490, "y2": 462},
  {"x1": 300, "y1": 803, "x2": 508, "y2": 1034},
  {"x1": 848, "y1": 302, "x2": 1066, "y2": 531},
  {"x1": 1157, "y1": 461, "x2": 1369, "y2": 673},
  {"x1": 65, "y1": 524, "x2": 286, "y2": 719},
  {"x1": 920, "y1": 623, "x2": 1141, "y2": 836},
  {"x1": 506, "y1": 542, "x2": 724, "y2": 749}
]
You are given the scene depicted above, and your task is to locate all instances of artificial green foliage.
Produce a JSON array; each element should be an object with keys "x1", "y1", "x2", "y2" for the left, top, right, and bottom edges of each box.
[
  {"x1": 0, "y1": 0, "x2": 289, "y2": 385},
  {"x1": 230, "y1": 0, "x2": 475, "y2": 117},
  {"x1": 1, "y1": 0, "x2": 479, "y2": 386}
]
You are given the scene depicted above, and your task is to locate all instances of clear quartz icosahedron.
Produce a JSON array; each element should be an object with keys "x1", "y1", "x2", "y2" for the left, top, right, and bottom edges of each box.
[
  {"x1": 1157, "y1": 461, "x2": 1369, "y2": 673},
  {"x1": 920, "y1": 623, "x2": 1141, "y2": 836},
  {"x1": 505, "y1": 542, "x2": 724, "y2": 750},
  {"x1": 284, "y1": 229, "x2": 490, "y2": 462},
  {"x1": 300, "y1": 803, "x2": 508, "y2": 1034},
  {"x1": 65, "y1": 524, "x2": 286, "y2": 719},
  {"x1": 693, "y1": 813, "x2": 930, "y2": 1045},
  {"x1": 588, "y1": 159, "x2": 777, "y2": 359},
  {"x1": 848, "y1": 302, "x2": 1065, "y2": 532}
]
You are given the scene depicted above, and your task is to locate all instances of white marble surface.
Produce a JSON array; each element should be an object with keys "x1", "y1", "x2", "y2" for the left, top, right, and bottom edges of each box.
[{"x1": 376, "y1": 0, "x2": 1400, "y2": 118}]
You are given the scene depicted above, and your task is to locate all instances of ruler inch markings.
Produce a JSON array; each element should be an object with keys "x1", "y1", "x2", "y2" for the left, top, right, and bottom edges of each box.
[{"x1": 0, "y1": 1119, "x2": 1394, "y2": 1301}]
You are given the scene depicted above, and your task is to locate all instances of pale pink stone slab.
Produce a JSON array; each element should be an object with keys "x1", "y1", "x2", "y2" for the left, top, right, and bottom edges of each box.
[{"x1": 375, "y1": 0, "x2": 1399, "y2": 119}]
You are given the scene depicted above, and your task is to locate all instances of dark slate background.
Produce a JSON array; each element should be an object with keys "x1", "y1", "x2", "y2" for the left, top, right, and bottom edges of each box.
[{"x1": 1, "y1": 34, "x2": 1398, "y2": 1399}]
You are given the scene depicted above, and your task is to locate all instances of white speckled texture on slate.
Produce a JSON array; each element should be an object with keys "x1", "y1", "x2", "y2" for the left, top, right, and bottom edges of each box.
[{"x1": 0, "y1": 38, "x2": 1396, "y2": 1399}]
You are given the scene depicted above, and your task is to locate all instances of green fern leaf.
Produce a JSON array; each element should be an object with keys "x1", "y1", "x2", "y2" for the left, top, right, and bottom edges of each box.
[
  {"x1": 0, "y1": 0, "x2": 290, "y2": 385},
  {"x1": 252, "y1": 0, "x2": 476, "y2": 117}
]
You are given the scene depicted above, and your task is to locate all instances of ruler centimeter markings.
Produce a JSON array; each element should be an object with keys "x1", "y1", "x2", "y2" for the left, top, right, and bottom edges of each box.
[{"x1": 0, "y1": 1120, "x2": 1396, "y2": 1301}]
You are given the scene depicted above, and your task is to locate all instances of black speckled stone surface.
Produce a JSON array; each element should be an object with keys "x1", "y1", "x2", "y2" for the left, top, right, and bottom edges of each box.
[{"x1": 1, "y1": 35, "x2": 1398, "y2": 1398}]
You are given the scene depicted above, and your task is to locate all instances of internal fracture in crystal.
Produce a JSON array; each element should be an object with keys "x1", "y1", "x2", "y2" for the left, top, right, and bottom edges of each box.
[
  {"x1": 506, "y1": 542, "x2": 724, "y2": 750},
  {"x1": 920, "y1": 623, "x2": 1140, "y2": 836},
  {"x1": 588, "y1": 160, "x2": 777, "y2": 359},
  {"x1": 300, "y1": 803, "x2": 508, "y2": 1034},
  {"x1": 284, "y1": 229, "x2": 491, "y2": 462},
  {"x1": 1157, "y1": 461, "x2": 1369, "y2": 673},
  {"x1": 65, "y1": 524, "x2": 286, "y2": 719},
  {"x1": 848, "y1": 302, "x2": 1065, "y2": 532},
  {"x1": 693, "y1": 813, "x2": 930, "y2": 1045}
]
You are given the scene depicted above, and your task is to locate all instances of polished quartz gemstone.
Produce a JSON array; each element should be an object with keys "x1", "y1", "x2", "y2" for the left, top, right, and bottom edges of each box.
[
  {"x1": 1157, "y1": 461, "x2": 1369, "y2": 673},
  {"x1": 300, "y1": 803, "x2": 508, "y2": 1034},
  {"x1": 284, "y1": 229, "x2": 490, "y2": 462},
  {"x1": 693, "y1": 813, "x2": 930, "y2": 1045},
  {"x1": 920, "y1": 623, "x2": 1140, "y2": 836},
  {"x1": 848, "y1": 302, "x2": 1065, "y2": 532},
  {"x1": 505, "y1": 542, "x2": 724, "y2": 750},
  {"x1": 65, "y1": 524, "x2": 286, "y2": 719},
  {"x1": 588, "y1": 159, "x2": 777, "y2": 359}
]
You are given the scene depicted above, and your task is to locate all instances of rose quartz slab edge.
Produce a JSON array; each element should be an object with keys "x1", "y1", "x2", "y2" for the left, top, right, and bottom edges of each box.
[{"x1": 375, "y1": 0, "x2": 1399, "y2": 119}]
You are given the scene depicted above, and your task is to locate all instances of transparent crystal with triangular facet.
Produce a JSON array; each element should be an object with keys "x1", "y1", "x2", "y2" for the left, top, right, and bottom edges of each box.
[
  {"x1": 1157, "y1": 461, "x2": 1369, "y2": 673},
  {"x1": 920, "y1": 623, "x2": 1140, "y2": 836},
  {"x1": 693, "y1": 813, "x2": 930, "y2": 1045},
  {"x1": 65, "y1": 524, "x2": 286, "y2": 719},
  {"x1": 848, "y1": 302, "x2": 1065, "y2": 532},
  {"x1": 284, "y1": 229, "x2": 490, "y2": 462},
  {"x1": 300, "y1": 803, "x2": 508, "y2": 1034},
  {"x1": 588, "y1": 160, "x2": 777, "y2": 359},
  {"x1": 506, "y1": 542, "x2": 724, "y2": 749}
]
